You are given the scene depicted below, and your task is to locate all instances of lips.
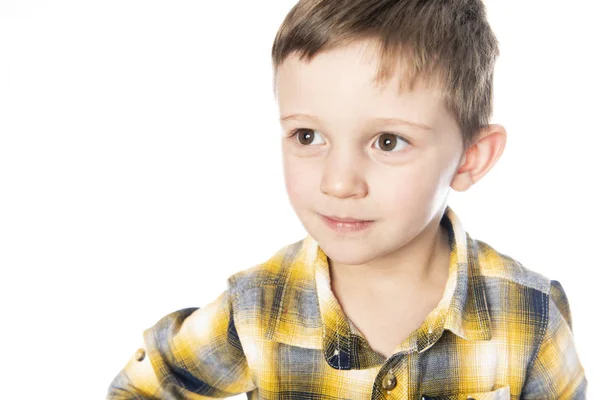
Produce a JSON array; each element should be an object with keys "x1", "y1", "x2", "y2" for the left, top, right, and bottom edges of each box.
[
  {"x1": 320, "y1": 214, "x2": 374, "y2": 233},
  {"x1": 321, "y1": 214, "x2": 372, "y2": 223}
]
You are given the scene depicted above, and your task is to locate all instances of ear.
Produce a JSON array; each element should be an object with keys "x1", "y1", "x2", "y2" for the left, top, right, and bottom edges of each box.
[{"x1": 451, "y1": 124, "x2": 507, "y2": 192}]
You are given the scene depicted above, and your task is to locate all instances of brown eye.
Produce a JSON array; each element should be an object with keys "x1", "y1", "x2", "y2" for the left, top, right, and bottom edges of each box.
[
  {"x1": 291, "y1": 129, "x2": 325, "y2": 146},
  {"x1": 375, "y1": 133, "x2": 409, "y2": 152}
]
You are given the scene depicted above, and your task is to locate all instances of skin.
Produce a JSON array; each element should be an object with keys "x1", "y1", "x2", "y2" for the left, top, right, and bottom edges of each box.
[{"x1": 275, "y1": 39, "x2": 506, "y2": 301}]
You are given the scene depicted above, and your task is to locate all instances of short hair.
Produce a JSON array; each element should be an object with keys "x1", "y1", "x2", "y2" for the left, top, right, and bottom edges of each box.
[{"x1": 271, "y1": 0, "x2": 500, "y2": 154}]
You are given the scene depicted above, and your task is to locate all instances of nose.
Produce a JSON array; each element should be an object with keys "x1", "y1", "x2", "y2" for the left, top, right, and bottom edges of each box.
[{"x1": 320, "y1": 147, "x2": 368, "y2": 199}]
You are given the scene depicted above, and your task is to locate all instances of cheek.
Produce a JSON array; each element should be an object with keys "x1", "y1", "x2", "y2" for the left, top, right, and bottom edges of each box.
[
  {"x1": 283, "y1": 158, "x2": 312, "y2": 206},
  {"x1": 385, "y1": 167, "x2": 442, "y2": 209},
  {"x1": 284, "y1": 174, "x2": 302, "y2": 203}
]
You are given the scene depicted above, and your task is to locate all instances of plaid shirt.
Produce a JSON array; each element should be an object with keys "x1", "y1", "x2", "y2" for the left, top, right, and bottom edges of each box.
[{"x1": 107, "y1": 205, "x2": 587, "y2": 399}]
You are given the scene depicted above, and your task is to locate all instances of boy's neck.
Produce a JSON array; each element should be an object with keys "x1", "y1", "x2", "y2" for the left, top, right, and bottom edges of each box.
[{"x1": 328, "y1": 215, "x2": 451, "y2": 299}]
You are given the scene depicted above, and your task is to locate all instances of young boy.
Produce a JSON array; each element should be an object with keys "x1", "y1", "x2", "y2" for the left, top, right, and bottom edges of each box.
[{"x1": 107, "y1": 0, "x2": 587, "y2": 398}]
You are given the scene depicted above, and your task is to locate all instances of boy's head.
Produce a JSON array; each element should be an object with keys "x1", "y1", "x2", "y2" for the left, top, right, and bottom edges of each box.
[{"x1": 271, "y1": 0, "x2": 506, "y2": 267}]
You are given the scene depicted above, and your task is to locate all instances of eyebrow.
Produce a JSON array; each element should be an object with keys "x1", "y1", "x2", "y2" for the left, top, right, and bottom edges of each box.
[{"x1": 279, "y1": 113, "x2": 434, "y2": 132}]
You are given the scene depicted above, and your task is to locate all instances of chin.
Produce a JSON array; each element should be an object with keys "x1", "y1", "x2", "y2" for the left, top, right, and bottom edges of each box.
[{"x1": 315, "y1": 234, "x2": 379, "y2": 265}]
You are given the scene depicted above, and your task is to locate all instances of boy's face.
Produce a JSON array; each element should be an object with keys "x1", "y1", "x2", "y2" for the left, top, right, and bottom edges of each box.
[{"x1": 275, "y1": 39, "x2": 465, "y2": 266}]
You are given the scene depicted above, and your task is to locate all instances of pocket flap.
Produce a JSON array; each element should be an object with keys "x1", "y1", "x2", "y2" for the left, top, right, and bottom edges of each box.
[
  {"x1": 465, "y1": 385, "x2": 510, "y2": 400},
  {"x1": 421, "y1": 385, "x2": 510, "y2": 400}
]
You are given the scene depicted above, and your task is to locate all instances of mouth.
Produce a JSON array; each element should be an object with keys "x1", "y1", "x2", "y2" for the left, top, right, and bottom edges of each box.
[
  {"x1": 319, "y1": 214, "x2": 375, "y2": 233},
  {"x1": 320, "y1": 214, "x2": 373, "y2": 223}
]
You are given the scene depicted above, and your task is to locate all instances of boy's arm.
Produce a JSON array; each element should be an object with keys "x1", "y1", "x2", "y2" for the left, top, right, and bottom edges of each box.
[
  {"x1": 106, "y1": 282, "x2": 257, "y2": 399},
  {"x1": 521, "y1": 280, "x2": 588, "y2": 399}
]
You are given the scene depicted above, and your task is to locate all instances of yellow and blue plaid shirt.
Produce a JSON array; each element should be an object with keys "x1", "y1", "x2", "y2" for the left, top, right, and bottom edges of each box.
[{"x1": 107, "y1": 205, "x2": 587, "y2": 399}]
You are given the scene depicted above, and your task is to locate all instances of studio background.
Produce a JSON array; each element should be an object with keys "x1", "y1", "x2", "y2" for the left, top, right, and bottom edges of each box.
[{"x1": 0, "y1": 0, "x2": 598, "y2": 398}]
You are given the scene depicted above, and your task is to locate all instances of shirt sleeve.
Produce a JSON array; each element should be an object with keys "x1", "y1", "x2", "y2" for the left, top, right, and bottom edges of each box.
[
  {"x1": 521, "y1": 279, "x2": 588, "y2": 399},
  {"x1": 106, "y1": 281, "x2": 257, "y2": 399}
]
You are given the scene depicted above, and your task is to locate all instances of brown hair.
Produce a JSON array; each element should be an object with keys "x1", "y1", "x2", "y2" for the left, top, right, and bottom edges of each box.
[{"x1": 271, "y1": 0, "x2": 500, "y2": 154}]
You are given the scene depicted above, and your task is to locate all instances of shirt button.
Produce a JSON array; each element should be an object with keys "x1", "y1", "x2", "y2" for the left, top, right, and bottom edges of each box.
[
  {"x1": 134, "y1": 348, "x2": 146, "y2": 361},
  {"x1": 381, "y1": 372, "x2": 397, "y2": 390}
]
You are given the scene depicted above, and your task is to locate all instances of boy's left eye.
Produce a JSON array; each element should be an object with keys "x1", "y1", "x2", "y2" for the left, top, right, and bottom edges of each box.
[
  {"x1": 287, "y1": 128, "x2": 411, "y2": 152},
  {"x1": 373, "y1": 132, "x2": 410, "y2": 152}
]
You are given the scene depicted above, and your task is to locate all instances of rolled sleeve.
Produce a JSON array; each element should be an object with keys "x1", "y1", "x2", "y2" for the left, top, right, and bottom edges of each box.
[{"x1": 107, "y1": 281, "x2": 256, "y2": 399}]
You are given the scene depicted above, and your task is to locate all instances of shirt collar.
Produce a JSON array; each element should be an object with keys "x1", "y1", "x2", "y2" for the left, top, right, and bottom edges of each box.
[{"x1": 265, "y1": 205, "x2": 491, "y2": 370}]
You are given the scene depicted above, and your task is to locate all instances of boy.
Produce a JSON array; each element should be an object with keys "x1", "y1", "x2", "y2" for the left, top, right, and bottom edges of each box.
[{"x1": 107, "y1": 0, "x2": 587, "y2": 398}]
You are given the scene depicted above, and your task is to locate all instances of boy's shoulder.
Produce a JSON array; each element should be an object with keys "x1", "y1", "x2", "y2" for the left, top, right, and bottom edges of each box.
[
  {"x1": 467, "y1": 233, "x2": 553, "y2": 294},
  {"x1": 225, "y1": 237, "x2": 308, "y2": 294},
  {"x1": 468, "y1": 233, "x2": 574, "y2": 330},
  {"x1": 221, "y1": 236, "x2": 323, "y2": 348}
]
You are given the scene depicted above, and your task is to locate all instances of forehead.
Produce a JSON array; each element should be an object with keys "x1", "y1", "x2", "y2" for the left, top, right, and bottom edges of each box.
[{"x1": 275, "y1": 41, "x2": 452, "y2": 129}]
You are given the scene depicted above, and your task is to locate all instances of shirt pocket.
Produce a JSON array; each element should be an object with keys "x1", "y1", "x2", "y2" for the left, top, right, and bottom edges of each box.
[{"x1": 422, "y1": 385, "x2": 510, "y2": 400}]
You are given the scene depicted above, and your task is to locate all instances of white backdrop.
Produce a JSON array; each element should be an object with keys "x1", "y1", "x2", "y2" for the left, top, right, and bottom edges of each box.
[{"x1": 1, "y1": 1, "x2": 598, "y2": 398}]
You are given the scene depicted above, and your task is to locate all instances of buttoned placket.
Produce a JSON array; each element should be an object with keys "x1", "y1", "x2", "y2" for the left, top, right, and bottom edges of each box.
[
  {"x1": 372, "y1": 352, "x2": 410, "y2": 400},
  {"x1": 372, "y1": 325, "x2": 444, "y2": 400}
]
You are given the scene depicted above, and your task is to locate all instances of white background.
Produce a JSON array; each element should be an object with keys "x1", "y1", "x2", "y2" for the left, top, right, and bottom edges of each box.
[{"x1": 1, "y1": 0, "x2": 598, "y2": 398}]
